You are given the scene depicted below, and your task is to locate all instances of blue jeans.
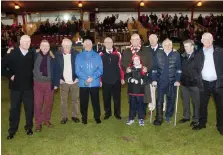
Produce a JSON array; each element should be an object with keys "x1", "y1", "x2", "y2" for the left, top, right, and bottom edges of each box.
[
  {"x1": 157, "y1": 82, "x2": 177, "y2": 119},
  {"x1": 128, "y1": 95, "x2": 144, "y2": 120}
]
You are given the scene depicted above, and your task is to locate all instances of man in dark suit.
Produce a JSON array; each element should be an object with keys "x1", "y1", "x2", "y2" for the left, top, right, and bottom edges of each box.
[
  {"x1": 179, "y1": 39, "x2": 201, "y2": 129},
  {"x1": 193, "y1": 33, "x2": 223, "y2": 136}
]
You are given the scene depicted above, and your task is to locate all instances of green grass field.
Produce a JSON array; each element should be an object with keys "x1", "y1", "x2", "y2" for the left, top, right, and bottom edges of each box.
[{"x1": 1, "y1": 77, "x2": 223, "y2": 155}]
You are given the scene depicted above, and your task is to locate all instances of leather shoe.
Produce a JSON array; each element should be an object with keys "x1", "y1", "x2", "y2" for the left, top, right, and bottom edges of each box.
[
  {"x1": 7, "y1": 133, "x2": 14, "y2": 140},
  {"x1": 104, "y1": 115, "x2": 111, "y2": 120},
  {"x1": 82, "y1": 119, "x2": 87, "y2": 125},
  {"x1": 95, "y1": 119, "x2": 101, "y2": 124},
  {"x1": 60, "y1": 118, "x2": 68, "y2": 124},
  {"x1": 179, "y1": 118, "x2": 190, "y2": 124},
  {"x1": 190, "y1": 121, "x2": 199, "y2": 127},
  {"x1": 44, "y1": 122, "x2": 53, "y2": 128},
  {"x1": 192, "y1": 124, "x2": 206, "y2": 130},
  {"x1": 35, "y1": 125, "x2": 42, "y2": 132},
  {"x1": 26, "y1": 129, "x2": 33, "y2": 135},
  {"x1": 115, "y1": 115, "x2": 122, "y2": 120},
  {"x1": 71, "y1": 117, "x2": 80, "y2": 123},
  {"x1": 153, "y1": 119, "x2": 162, "y2": 126}
]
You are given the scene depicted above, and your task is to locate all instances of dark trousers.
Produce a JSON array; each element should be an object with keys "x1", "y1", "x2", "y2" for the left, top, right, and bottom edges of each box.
[
  {"x1": 200, "y1": 80, "x2": 223, "y2": 132},
  {"x1": 102, "y1": 81, "x2": 121, "y2": 117},
  {"x1": 129, "y1": 95, "x2": 144, "y2": 120},
  {"x1": 9, "y1": 90, "x2": 34, "y2": 134},
  {"x1": 79, "y1": 87, "x2": 101, "y2": 121},
  {"x1": 181, "y1": 85, "x2": 200, "y2": 122},
  {"x1": 156, "y1": 82, "x2": 177, "y2": 121}
]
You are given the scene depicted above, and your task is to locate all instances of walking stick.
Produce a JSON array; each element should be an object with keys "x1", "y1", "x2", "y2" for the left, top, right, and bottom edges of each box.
[
  {"x1": 150, "y1": 86, "x2": 156, "y2": 123},
  {"x1": 174, "y1": 86, "x2": 180, "y2": 126}
]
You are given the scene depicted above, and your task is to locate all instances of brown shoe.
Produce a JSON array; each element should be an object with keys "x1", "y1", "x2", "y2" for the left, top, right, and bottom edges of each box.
[
  {"x1": 44, "y1": 122, "x2": 53, "y2": 128},
  {"x1": 35, "y1": 125, "x2": 42, "y2": 132}
]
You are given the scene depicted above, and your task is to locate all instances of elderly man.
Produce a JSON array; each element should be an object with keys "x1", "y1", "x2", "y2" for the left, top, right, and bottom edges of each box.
[
  {"x1": 2, "y1": 35, "x2": 35, "y2": 139},
  {"x1": 152, "y1": 38, "x2": 181, "y2": 125},
  {"x1": 99, "y1": 37, "x2": 125, "y2": 120},
  {"x1": 193, "y1": 33, "x2": 223, "y2": 135},
  {"x1": 122, "y1": 33, "x2": 153, "y2": 114},
  {"x1": 179, "y1": 39, "x2": 201, "y2": 129},
  {"x1": 33, "y1": 40, "x2": 59, "y2": 132},
  {"x1": 55, "y1": 38, "x2": 80, "y2": 124},
  {"x1": 75, "y1": 39, "x2": 103, "y2": 124},
  {"x1": 146, "y1": 34, "x2": 164, "y2": 114}
]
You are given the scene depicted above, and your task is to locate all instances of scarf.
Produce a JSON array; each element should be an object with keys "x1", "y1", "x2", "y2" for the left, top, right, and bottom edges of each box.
[
  {"x1": 40, "y1": 50, "x2": 49, "y2": 76},
  {"x1": 130, "y1": 44, "x2": 141, "y2": 54}
]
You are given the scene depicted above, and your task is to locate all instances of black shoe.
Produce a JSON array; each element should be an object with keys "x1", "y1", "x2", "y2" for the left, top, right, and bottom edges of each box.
[
  {"x1": 190, "y1": 121, "x2": 199, "y2": 127},
  {"x1": 82, "y1": 120, "x2": 87, "y2": 125},
  {"x1": 104, "y1": 115, "x2": 111, "y2": 120},
  {"x1": 60, "y1": 118, "x2": 68, "y2": 124},
  {"x1": 95, "y1": 119, "x2": 101, "y2": 124},
  {"x1": 179, "y1": 118, "x2": 190, "y2": 124},
  {"x1": 7, "y1": 133, "x2": 14, "y2": 140},
  {"x1": 192, "y1": 124, "x2": 206, "y2": 130},
  {"x1": 153, "y1": 119, "x2": 162, "y2": 126},
  {"x1": 219, "y1": 131, "x2": 223, "y2": 135},
  {"x1": 26, "y1": 129, "x2": 33, "y2": 135},
  {"x1": 71, "y1": 117, "x2": 80, "y2": 123},
  {"x1": 115, "y1": 115, "x2": 122, "y2": 120}
]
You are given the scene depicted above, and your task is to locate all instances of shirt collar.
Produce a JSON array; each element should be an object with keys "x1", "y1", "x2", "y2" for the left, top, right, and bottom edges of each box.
[
  {"x1": 203, "y1": 46, "x2": 214, "y2": 54},
  {"x1": 106, "y1": 48, "x2": 113, "y2": 54},
  {"x1": 19, "y1": 47, "x2": 29, "y2": 54},
  {"x1": 151, "y1": 44, "x2": 158, "y2": 51}
]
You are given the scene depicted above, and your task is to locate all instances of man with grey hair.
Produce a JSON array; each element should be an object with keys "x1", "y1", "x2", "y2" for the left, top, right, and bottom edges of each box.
[
  {"x1": 75, "y1": 39, "x2": 103, "y2": 124},
  {"x1": 99, "y1": 37, "x2": 125, "y2": 120},
  {"x1": 152, "y1": 38, "x2": 182, "y2": 125},
  {"x1": 179, "y1": 39, "x2": 201, "y2": 129},
  {"x1": 55, "y1": 38, "x2": 80, "y2": 124},
  {"x1": 193, "y1": 32, "x2": 223, "y2": 135},
  {"x1": 2, "y1": 35, "x2": 35, "y2": 139}
]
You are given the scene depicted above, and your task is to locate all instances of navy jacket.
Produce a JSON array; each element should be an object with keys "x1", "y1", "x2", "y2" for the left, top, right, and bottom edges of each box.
[
  {"x1": 152, "y1": 50, "x2": 182, "y2": 84},
  {"x1": 55, "y1": 49, "x2": 79, "y2": 86}
]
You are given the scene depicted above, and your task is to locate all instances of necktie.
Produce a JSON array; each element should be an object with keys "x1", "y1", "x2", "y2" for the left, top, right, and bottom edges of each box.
[
  {"x1": 134, "y1": 48, "x2": 138, "y2": 53},
  {"x1": 187, "y1": 54, "x2": 190, "y2": 59}
]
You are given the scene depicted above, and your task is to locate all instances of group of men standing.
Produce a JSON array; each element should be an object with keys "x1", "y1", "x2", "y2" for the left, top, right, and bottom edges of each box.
[{"x1": 2, "y1": 31, "x2": 223, "y2": 140}]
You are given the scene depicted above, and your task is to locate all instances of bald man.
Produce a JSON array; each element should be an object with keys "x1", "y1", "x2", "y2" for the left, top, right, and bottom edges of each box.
[
  {"x1": 2, "y1": 35, "x2": 35, "y2": 139},
  {"x1": 146, "y1": 34, "x2": 164, "y2": 114},
  {"x1": 99, "y1": 37, "x2": 124, "y2": 120},
  {"x1": 121, "y1": 33, "x2": 153, "y2": 113},
  {"x1": 193, "y1": 33, "x2": 223, "y2": 135}
]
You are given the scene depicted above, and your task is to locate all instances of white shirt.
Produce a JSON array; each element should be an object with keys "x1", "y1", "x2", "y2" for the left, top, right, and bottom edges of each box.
[
  {"x1": 19, "y1": 47, "x2": 29, "y2": 56},
  {"x1": 106, "y1": 48, "x2": 113, "y2": 54},
  {"x1": 63, "y1": 53, "x2": 73, "y2": 84},
  {"x1": 201, "y1": 47, "x2": 217, "y2": 81},
  {"x1": 151, "y1": 44, "x2": 158, "y2": 51},
  {"x1": 164, "y1": 51, "x2": 171, "y2": 56}
]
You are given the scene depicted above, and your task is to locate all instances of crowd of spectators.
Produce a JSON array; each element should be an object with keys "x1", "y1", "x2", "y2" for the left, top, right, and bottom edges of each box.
[
  {"x1": 139, "y1": 13, "x2": 223, "y2": 46},
  {"x1": 95, "y1": 15, "x2": 129, "y2": 36},
  {"x1": 1, "y1": 23, "x2": 24, "y2": 48}
]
